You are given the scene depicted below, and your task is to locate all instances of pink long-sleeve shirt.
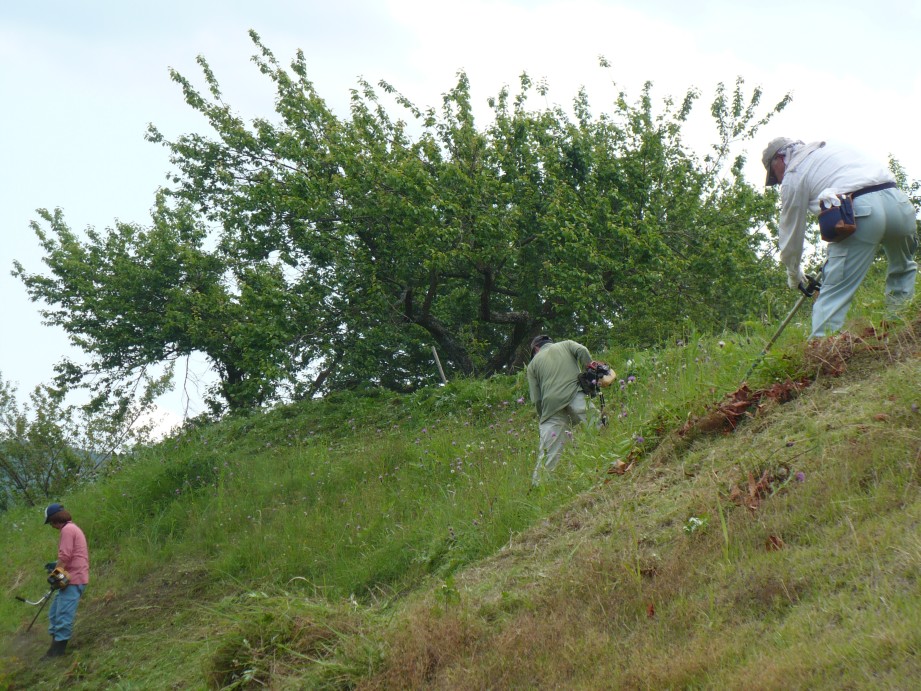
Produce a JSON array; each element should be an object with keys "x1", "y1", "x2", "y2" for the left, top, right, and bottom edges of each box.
[{"x1": 58, "y1": 522, "x2": 90, "y2": 585}]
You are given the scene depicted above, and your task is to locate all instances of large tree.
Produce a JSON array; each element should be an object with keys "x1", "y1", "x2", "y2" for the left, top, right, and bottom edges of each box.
[{"x1": 16, "y1": 32, "x2": 789, "y2": 411}]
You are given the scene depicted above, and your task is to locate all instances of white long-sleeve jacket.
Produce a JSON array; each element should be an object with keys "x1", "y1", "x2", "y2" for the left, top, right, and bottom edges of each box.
[{"x1": 778, "y1": 141, "x2": 895, "y2": 281}]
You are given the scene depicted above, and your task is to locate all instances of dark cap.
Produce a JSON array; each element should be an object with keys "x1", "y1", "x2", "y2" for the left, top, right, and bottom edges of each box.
[
  {"x1": 530, "y1": 335, "x2": 553, "y2": 352},
  {"x1": 44, "y1": 503, "x2": 65, "y2": 524}
]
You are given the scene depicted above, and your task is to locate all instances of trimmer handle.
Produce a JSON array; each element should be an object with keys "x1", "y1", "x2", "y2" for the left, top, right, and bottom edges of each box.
[{"x1": 798, "y1": 273, "x2": 822, "y2": 298}]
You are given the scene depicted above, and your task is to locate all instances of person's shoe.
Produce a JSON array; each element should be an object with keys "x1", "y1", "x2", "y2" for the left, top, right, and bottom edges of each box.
[{"x1": 43, "y1": 639, "x2": 68, "y2": 658}]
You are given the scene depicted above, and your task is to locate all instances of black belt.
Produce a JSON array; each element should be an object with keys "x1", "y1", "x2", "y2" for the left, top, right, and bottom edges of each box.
[{"x1": 851, "y1": 182, "x2": 897, "y2": 198}]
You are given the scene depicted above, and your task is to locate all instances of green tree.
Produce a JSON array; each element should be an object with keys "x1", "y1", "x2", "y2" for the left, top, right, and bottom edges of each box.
[
  {"x1": 155, "y1": 35, "x2": 788, "y2": 388},
  {"x1": 0, "y1": 373, "x2": 160, "y2": 508},
  {"x1": 14, "y1": 197, "x2": 324, "y2": 412},
  {"x1": 16, "y1": 33, "x2": 790, "y2": 410}
]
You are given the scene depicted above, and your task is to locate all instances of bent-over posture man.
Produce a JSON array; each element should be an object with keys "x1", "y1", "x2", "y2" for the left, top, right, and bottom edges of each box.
[
  {"x1": 527, "y1": 335, "x2": 594, "y2": 484},
  {"x1": 763, "y1": 137, "x2": 918, "y2": 338}
]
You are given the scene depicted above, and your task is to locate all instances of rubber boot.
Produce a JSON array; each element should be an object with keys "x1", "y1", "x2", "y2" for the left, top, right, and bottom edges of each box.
[{"x1": 43, "y1": 639, "x2": 68, "y2": 658}]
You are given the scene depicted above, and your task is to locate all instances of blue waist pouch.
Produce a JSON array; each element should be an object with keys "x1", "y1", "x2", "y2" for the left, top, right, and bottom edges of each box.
[{"x1": 818, "y1": 194, "x2": 856, "y2": 243}]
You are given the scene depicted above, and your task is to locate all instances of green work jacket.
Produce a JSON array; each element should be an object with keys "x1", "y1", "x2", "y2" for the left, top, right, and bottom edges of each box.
[{"x1": 527, "y1": 340, "x2": 591, "y2": 423}]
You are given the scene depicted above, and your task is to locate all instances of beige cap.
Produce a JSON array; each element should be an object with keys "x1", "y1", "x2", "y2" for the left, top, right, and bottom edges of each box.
[{"x1": 762, "y1": 136, "x2": 795, "y2": 186}]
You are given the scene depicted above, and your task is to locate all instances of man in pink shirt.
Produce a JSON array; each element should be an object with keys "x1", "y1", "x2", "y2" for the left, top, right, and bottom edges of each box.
[{"x1": 43, "y1": 502, "x2": 89, "y2": 658}]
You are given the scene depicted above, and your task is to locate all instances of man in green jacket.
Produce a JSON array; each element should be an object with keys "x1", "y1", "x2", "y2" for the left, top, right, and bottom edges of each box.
[{"x1": 526, "y1": 335, "x2": 593, "y2": 484}]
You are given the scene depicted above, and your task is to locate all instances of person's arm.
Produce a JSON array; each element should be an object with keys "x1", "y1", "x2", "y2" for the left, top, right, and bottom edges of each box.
[
  {"x1": 564, "y1": 340, "x2": 592, "y2": 369},
  {"x1": 778, "y1": 179, "x2": 809, "y2": 287},
  {"x1": 527, "y1": 365, "x2": 542, "y2": 420},
  {"x1": 57, "y1": 526, "x2": 75, "y2": 570}
]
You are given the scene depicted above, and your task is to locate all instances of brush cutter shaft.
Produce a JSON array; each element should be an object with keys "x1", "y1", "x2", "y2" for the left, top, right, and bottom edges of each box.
[
  {"x1": 19, "y1": 588, "x2": 55, "y2": 631},
  {"x1": 743, "y1": 272, "x2": 821, "y2": 382},
  {"x1": 27, "y1": 598, "x2": 49, "y2": 631},
  {"x1": 742, "y1": 295, "x2": 806, "y2": 382},
  {"x1": 763, "y1": 293, "x2": 808, "y2": 355}
]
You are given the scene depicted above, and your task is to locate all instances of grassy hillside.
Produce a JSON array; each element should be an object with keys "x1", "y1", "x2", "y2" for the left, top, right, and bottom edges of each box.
[{"x1": 2, "y1": 269, "x2": 920, "y2": 689}]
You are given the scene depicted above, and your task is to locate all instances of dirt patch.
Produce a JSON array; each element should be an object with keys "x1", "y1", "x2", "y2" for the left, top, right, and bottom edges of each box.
[
  {"x1": 804, "y1": 321, "x2": 921, "y2": 376},
  {"x1": 803, "y1": 329, "x2": 876, "y2": 376},
  {"x1": 86, "y1": 565, "x2": 212, "y2": 620}
]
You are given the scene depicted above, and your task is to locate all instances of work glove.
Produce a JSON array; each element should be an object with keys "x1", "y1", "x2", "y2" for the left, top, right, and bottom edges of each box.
[
  {"x1": 787, "y1": 267, "x2": 807, "y2": 290},
  {"x1": 818, "y1": 187, "x2": 842, "y2": 209},
  {"x1": 45, "y1": 561, "x2": 57, "y2": 573}
]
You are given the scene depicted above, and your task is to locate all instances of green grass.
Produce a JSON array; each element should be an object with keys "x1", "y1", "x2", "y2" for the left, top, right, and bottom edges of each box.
[{"x1": 2, "y1": 263, "x2": 920, "y2": 689}]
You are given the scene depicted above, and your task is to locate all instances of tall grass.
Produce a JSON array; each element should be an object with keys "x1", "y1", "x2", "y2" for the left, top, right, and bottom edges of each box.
[{"x1": 2, "y1": 330, "x2": 782, "y2": 601}]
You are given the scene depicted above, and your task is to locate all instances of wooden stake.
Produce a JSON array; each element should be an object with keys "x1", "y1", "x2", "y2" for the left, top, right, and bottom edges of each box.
[{"x1": 432, "y1": 346, "x2": 448, "y2": 384}]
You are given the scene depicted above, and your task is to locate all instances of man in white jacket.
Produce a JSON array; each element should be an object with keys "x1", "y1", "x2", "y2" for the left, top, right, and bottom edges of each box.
[{"x1": 763, "y1": 137, "x2": 918, "y2": 337}]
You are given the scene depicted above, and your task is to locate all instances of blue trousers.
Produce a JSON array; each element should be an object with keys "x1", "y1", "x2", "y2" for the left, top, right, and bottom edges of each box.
[
  {"x1": 48, "y1": 584, "x2": 85, "y2": 642},
  {"x1": 812, "y1": 187, "x2": 918, "y2": 338}
]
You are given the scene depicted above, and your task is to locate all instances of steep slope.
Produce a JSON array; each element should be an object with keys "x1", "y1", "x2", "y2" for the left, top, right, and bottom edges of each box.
[
  {"x1": 363, "y1": 330, "x2": 921, "y2": 689},
  {"x1": 2, "y1": 313, "x2": 920, "y2": 689}
]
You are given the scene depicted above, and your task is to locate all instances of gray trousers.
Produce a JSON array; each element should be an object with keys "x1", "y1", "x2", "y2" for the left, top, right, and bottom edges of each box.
[{"x1": 812, "y1": 187, "x2": 918, "y2": 338}]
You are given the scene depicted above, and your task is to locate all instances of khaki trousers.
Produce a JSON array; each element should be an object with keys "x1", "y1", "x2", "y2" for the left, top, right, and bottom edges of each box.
[{"x1": 532, "y1": 391, "x2": 593, "y2": 484}]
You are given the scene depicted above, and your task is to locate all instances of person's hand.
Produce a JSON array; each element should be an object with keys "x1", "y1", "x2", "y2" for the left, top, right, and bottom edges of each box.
[
  {"x1": 44, "y1": 561, "x2": 57, "y2": 573},
  {"x1": 787, "y1": 268, "x2": 807, "y2": 290},
  {"x1": 799, "y1": 273, "x2": 821, "y2": 297}
]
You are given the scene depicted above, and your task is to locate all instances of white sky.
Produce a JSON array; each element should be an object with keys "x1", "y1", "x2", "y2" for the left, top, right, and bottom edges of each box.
[{"x1": 3, "y1": 0, "x2": 921, "y2": 435}]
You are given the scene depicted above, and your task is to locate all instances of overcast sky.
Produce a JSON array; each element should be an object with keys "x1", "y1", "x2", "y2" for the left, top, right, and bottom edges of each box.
[{"x1": 3, "y1": 0, "x2": 921, "y2": 434}]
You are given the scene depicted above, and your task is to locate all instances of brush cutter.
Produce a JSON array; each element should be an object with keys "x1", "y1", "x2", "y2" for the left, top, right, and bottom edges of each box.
[
  {"x1": 578, "y1": 361, "x2": 616, "y2": 426},
  {"x1": 743, "y1": 271, "x2": 822, "y2": 382},
  {"x1": 15, "y1": 567, "x2": 70, "y2": 632}
]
